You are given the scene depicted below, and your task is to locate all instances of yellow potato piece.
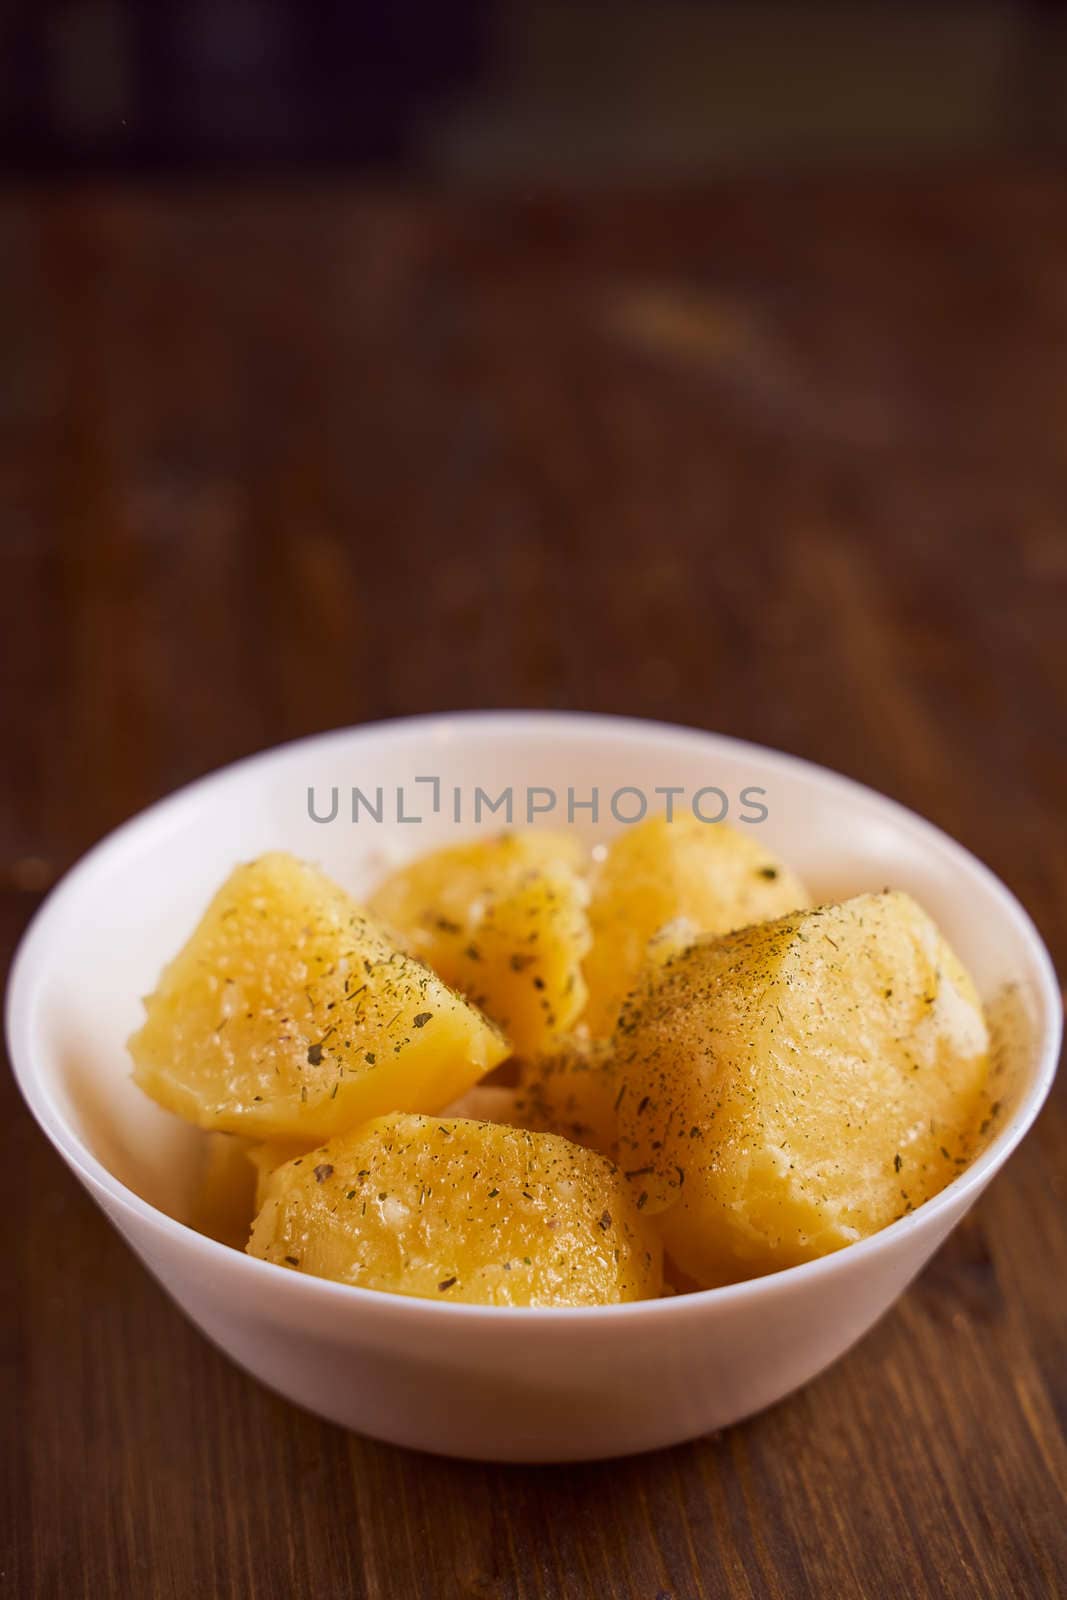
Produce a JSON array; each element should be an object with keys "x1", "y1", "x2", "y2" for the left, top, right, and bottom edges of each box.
[
  {"x1": 369, "y1": 832, "x2": 590, "y2": 1055},
  {"x1": 614, "y1": 891, "x2": 989, "y2": 1287},
  {"x1": 129, "y1": 853, "x2": 508, "y2": 1141},
  {"x1": 246, "y1": 1138, "x2": 312, "y2": 1211},
  {"x1": 247, "y1": 1112, "x2": 662, "y2": 1306},
  {"x1": 517, "y1": 1035, "x2": 619, "y2": 1160},
  {"x1": 583, "y1": 815, "x2": 809, "y2": 1034},
  {"x1": 444, "y1": 1038, "x2": 618, "y2": 1159}
]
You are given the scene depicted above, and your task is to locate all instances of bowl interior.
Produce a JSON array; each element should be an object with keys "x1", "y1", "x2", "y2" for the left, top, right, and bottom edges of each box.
[{"x1": 9, "y1": 714, "x2": 1059, "y2": 1232}]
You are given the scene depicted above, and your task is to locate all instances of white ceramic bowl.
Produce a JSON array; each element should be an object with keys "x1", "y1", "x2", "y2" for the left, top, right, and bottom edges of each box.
[{"x1": 7, "y1": 714, "x2": 1061, "y2": 1462}]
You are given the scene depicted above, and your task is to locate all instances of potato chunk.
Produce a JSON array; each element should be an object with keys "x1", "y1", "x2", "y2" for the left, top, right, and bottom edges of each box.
[
  {"x1": 516, "y1": 1035, "x2": 619, "y2": 1160},
  {"x1": 247, "y1": 1113, "x2": 662, "y2": 1305},
  {"x1": 445, "y1": 1037, "x2": 618, "y2": 1159},
  {"x1": 614, "y1": 892, "x2": 989, "y2": 1286},
  {"x1": 129, "y1": 853, "x2": 508, "y2": 1141},
  {"x1": 247, "y1": 1138, "x2": 311, "y2": 1211},
  {"x1": 369, "y1": 832, "x2": 590, "y2": 1055},
  {"x1": 583, "y1": 815, "x2": 809, "y2": 1034}
]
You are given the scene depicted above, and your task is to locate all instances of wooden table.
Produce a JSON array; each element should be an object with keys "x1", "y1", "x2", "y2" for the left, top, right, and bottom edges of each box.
[{"x1": 1, "y1": 174, "x2": 1065, "y2": 1599}]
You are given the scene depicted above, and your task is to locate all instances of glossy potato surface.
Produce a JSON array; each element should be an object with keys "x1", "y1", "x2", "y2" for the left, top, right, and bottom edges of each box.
[
  {"x1": 129, "y1": 853, "x2": 508, "y2": 1141},
  {"x1": 614, "y1": 892, "x2": 990, "y2": 1286},
  {"x1": 247, "y1": 1137, "x2": 311, "y2": 1211},
  {"x1": 247, "y1": 1112, "x2": 662, "y2": 1305},
  {"x1": 517, "y1": 1035, "x2": 619, "y2": 1160},
  {"x1": 583, "y1": 815, "x2": 809, "y2": 1034},
  {"x1": 370, "y1": 832, "x2": 590, "y2": 1054}
]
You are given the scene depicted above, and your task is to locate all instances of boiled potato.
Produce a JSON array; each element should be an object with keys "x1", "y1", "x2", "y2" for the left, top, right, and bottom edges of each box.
[
  {"x1": 246, "y1": 1138, "x2": 311, "y2": 1211},
  {"x1": 244, "y1": 1084, "x2": 528, "y2": 1198},
  {"x1": 369, "y1": 832, "x2": 590, "y2": 1055},
  {"x1": 583, "y1": 815, "x2": 809, "y2": 1034},
  {"x1": 614, "y1": 891, "x2": 989, "y2": 1286},
  {"x1": 129, "y1": 853, "x2": 508, "y2": 1142},
  {"x1": 445, "y1": 1038, "x2": 618, "y2": 1159},
  {"x1": 247, "y1": 1112, "x2": 662, "y2": 1305},
  {"x1": 516, "y1": 1035, "x2": 619, "y2": 1160}
]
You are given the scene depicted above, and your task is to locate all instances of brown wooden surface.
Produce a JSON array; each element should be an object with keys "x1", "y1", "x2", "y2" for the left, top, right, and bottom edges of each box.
[{"x1": 1, "y1": 174, "x2": 1065, "y2": 1599}]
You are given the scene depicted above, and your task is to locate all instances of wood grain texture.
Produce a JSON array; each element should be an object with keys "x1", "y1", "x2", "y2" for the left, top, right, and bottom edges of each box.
[{"x1": 1, "y1": 174, "x2": 1065, "y2": 1599}]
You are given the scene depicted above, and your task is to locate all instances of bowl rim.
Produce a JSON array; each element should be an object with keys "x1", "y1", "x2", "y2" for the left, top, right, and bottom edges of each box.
[{"x1": 6, "y1": 710, "x2": 1062, "y2": 1324}]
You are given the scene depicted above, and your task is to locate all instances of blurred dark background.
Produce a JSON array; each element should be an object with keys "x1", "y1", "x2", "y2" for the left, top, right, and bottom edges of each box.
[{"x1": 5, "y1": 0, "x2": 1067, "y2": 179}]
